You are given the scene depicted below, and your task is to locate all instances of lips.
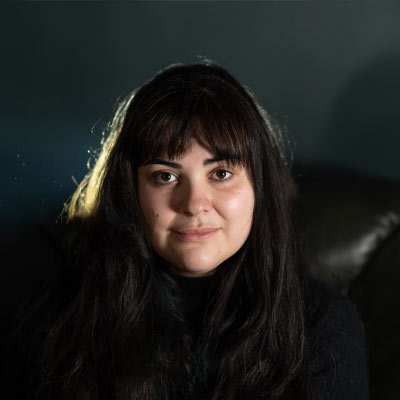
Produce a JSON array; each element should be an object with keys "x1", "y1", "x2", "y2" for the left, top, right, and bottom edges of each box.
[{"x1": 171, "y1": 227, "x2": 220, "y2": 242}]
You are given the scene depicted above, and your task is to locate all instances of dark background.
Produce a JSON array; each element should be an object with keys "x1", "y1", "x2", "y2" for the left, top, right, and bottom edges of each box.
[
  {"x1": 1, "y1": 0, "x2": 399, "y2": 329},
  {"x1": 1, "y1": 4, "x2": 400, "y2": 398},
  {"x1": 2, "y1": 2, "x2": 400, "y2": 233}
]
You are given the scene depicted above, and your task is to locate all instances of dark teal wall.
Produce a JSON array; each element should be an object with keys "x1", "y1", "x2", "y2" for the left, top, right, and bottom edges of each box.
[{"x1": 2, "y1": 2, "x2": 400, "y2": 229}]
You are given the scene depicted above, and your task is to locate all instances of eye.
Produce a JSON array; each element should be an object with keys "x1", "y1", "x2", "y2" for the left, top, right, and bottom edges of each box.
[
  {"x1": 153, "y1": 172, "x2": 178, "y2": 184},
  {"x1": 211, "y1": 169, "x2": 233, "y2": 181}
]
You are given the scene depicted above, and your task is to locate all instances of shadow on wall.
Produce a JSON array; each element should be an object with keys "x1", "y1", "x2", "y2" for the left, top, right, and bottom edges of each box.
[{"x1": 322, "y1": 53, "x2": 400, "y2": 181}]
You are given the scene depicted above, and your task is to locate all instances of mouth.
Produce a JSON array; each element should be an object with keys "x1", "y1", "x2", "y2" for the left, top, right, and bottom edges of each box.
[{"x1": 171, "y1": 227, "x2": 220, "y2": 242}]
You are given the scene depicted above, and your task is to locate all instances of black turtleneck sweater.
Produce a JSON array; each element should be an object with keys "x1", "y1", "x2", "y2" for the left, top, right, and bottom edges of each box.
[
  {"x1": 170, "y1": 271, "x2": 369, "y2": 400},
  {"x1": 4, "y1": 271, "x2": 369, "y2": 399}
]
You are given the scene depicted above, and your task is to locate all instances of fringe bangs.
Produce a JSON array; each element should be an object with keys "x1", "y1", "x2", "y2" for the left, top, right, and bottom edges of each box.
[{"x1": 126, "y1": 75, "x2": 254, "y2": 172}]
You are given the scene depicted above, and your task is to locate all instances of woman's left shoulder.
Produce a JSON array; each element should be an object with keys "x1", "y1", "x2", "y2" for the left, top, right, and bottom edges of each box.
[
  {"x1": 303, "y1": 274, "x2": 369, "y2": 400},
  {"x1": 303, "y1": 274, "x2": 362, "y2": 332}
]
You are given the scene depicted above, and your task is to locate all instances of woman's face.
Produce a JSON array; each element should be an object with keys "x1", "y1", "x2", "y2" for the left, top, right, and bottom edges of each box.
[{"x1": 137, "y1": 139, "x2": 255, "y2": 277}]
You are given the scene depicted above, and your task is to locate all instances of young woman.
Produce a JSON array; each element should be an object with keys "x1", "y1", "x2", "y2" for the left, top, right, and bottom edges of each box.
[{"x1": 12, "y1": 62, "x2": 368, "y2": 399}]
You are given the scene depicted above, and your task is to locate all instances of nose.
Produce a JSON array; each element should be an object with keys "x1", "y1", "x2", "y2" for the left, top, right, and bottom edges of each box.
[{"x1": 176, "y1": 180, "x2": 212, "y2": 217}]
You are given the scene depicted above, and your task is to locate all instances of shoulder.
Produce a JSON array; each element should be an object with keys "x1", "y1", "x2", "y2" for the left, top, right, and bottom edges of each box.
[
  {"x1": 303, "y1": 274, "x2": 369, "y2": 400},
  {"x1": 304, "y1": 275, "x2": 363, "y2": 339}
]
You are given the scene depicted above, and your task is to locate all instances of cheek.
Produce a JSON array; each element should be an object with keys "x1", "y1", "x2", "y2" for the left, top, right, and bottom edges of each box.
[
  {"x1": 138, "y1": 187, "x2": 165, "y2": 229},
  {"x1": 217, "y1": 187, "x2": 255, "y2": 227}
]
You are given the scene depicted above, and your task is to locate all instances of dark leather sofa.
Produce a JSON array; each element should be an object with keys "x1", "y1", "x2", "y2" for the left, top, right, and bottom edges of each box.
[{"x1": 295, "y1": 165, "x2": 400, "y2": 400}]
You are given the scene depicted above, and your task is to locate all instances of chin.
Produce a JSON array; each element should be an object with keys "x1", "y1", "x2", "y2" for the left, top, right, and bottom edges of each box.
[
  {"x1": 173, "y1": 258, "x2": 221, "y2": 277},
  {"x1": 177, "y1": 266, "x2": 218, "y2": 277}
]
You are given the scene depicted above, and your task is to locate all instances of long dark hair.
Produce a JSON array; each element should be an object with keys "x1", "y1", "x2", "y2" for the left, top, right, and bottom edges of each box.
[{"x1": 19, "y1": 62, "x2": 311, "y2": 399}]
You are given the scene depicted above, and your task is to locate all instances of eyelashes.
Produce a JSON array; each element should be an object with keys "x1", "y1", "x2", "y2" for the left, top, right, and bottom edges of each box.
[
  {"x1": 153, "y1": 172, "x2": 178, "y2": 184},
  {"x1": 211, "y1": 169, "x2": 233, "y2": 181},
  {"x1": 152, "y1": 168, "x2": 234, "y2": 185}
]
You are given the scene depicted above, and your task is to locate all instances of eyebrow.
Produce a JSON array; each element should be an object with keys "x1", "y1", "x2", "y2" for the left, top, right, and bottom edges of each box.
[{"x1": 144, "y1": 157, "x2": 227, "y2": 169}]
